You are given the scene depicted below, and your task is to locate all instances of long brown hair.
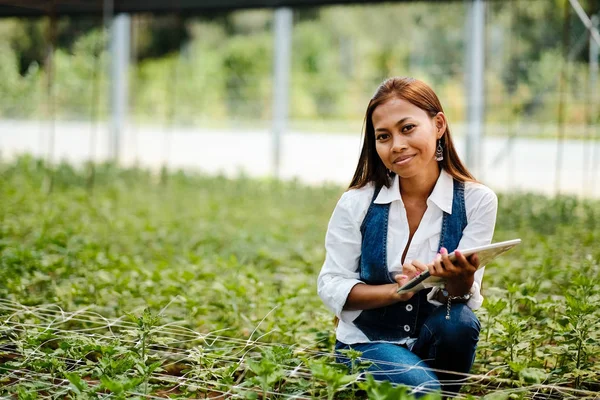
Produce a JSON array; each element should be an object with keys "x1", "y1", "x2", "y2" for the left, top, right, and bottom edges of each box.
[{"x1": 349, "y1": 77, "x2": 475, "y2": 189}]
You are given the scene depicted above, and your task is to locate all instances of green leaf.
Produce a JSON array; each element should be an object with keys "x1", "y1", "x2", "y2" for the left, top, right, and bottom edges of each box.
[
  {"x1": 65, "y1": 372, "x2": 88, "y2": 394},
  {"x1": 519, "y1": 367, "x2": 548, "y2": 384},
  {"x1": 358, "y1": 374, "x2": 420, "y2": 399},
  {"x1": 482, "y1": 393, "x2": 510, "y2": 400},
  {"x1": 100, "y1": 376, "x2": 124, "y2": 393}
]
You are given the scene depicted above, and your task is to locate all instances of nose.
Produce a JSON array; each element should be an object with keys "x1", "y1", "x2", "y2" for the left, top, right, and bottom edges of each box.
[{"x1": 390, "y1": 133, "x2": 407, "y2": 152}]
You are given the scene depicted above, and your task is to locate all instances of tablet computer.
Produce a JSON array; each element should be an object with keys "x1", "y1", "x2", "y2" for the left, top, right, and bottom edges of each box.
[{"x1": 396, "y1": 239, "x2": 521, "y2": 294}]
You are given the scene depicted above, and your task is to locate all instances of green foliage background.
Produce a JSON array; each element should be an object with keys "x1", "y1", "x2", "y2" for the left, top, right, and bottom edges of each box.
[{"x1": 0, "y1": 0, "x2": 599, "y2": 132}]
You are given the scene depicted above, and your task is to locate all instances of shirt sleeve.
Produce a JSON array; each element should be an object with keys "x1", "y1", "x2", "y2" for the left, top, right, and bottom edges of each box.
[
  {"x1": 317, "y1": 192, "x2": 365, "y2": 322},
  {"x1": 427, "y1": 185, "x2": 498, "y2": 310}
]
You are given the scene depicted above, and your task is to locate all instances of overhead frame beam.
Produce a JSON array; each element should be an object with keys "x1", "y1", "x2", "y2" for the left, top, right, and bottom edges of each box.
[{"x1": 0, "y1": 0, "x2": 501, "y2": 17}]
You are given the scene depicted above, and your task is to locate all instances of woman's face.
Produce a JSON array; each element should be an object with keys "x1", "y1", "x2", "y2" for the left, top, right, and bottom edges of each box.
[{"x1": 372, "y1": 97, "x2": 445, "y2": 181}]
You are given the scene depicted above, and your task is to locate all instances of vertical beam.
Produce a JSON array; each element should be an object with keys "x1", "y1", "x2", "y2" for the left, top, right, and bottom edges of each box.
[
  {"x1": 590, "y1": 15, "x2": 599, "y2": 196},
  {"x1": 591, "y1": 15, "x2": 599, "y2": 116},
  {"x1": 43, "y1": 11, "x2": 58, "y2": 194},
  {"x1": 465, "y1": 0, "x2": 485, "y2": 177},
  {"x1": 555, "y1": 1, "x2": 571, "y2": 195},
  {"x1": 45, "y1": 14, "x2": 57, "y2": 166},
  {"x1": 110, "y1": 13, "x2": 130, "y2": 163},
  {"x1": 584, "y1": 15, "x2": 598, "y2": 195},
  {"x1": 566, "y1": 0, "x2": 600, "y2": 197},
  {"x1": 271, "y1": 8, "x2": 292, "y2": 179},
  {"x1": 87, "y1": 15, "x2": 105, "y2": 191},
  {"x1": 162, "y1": 17, "x2": 183, "y2": 181}
]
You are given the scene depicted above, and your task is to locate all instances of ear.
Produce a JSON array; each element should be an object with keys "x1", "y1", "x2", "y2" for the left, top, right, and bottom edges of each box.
[{"x1": 433, "y1": 112, "x2": 447, "y2": 140}]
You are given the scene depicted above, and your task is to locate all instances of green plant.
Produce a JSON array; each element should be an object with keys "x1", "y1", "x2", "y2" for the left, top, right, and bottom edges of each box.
[
  {"x1": 1, "y1": 156, "x2": 599, "y2": 397},
  {"x1": 308, "y1": 358, "x2": 358, "y2": 400}
]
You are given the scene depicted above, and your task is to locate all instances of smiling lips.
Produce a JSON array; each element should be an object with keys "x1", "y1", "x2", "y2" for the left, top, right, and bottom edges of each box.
[{"x1": 393, "y1": 155, "x2": 415, "y2": 166}]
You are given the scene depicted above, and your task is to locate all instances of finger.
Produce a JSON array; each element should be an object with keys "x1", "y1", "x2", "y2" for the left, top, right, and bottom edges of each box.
[
  {"x1": 394, "y1": 274, "x2": 417, "y2": 301},
  {"x1": 427, "y1": 263, "x2": 436, "y2": 277},
  {"x1": 394, "y1": 274, "x2": 409, "y2": 286},
  {"x1": 410, "y1": 259, "x2": 429, "y2": 274},
  {"x1": 454, "y1": 250, "x2": 477, "y2": 276},
  {"x1": 467, "y1": 253, "x2": 480, "y2": 269},
  {"x1": 440, "y1": 247, "x2": 458, "y2": 272},
  {"x1": 431, "y1": 253, "x2": 445, "y2": 276},
  {"x1": 402, "y1": 262, "x2": 417, "y2": 277},
  {"x1": 453, "y1": 249, "x2": 470, "y2": 268}
]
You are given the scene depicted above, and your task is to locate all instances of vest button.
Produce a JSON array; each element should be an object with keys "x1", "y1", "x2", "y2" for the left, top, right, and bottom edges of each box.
[
  {"x1": 405, "y1": 304, "x2": 413, "y2": 312},
  {"x1": 403, "y1": 325, "x2": 411, "y2": 332}
]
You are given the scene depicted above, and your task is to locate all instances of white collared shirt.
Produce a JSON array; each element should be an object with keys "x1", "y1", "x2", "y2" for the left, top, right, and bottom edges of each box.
[{"x1": 317, "y1": 169, "x2": 498, "y2": 345}]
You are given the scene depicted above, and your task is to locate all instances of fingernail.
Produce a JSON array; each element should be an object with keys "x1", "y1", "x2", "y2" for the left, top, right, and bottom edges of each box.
[
  {"x1": 455, "y1": 250, "x2": 462, "y2": 257},
  {"x1": 441, "y1": 247, "x2": 447, "y2": 255}
]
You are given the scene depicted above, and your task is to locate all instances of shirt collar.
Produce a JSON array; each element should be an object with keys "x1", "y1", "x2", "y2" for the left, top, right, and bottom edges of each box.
[
  {"x1": 374, "y1": 169, "x2": 454, "y2": 214},
  {"x1": 374, "y1": 174, "x2": 402, "y2": 204},
  {"x1": 428, "y1": 169, "x2": 454, "y2": 214}
]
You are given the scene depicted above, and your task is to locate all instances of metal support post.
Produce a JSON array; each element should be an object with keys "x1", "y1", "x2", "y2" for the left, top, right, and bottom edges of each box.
[
  {"x1": 271, "y1": 8, "x2": 292, "y2": 179},
  {"x1": 465, "y1": 0, "x2": 485, "y2": 178},
  {"x1": 590, "y1": 15, "x2": 599, "y2": 195},
  {"x1": 110, "y1": 13, "x2": 130, "y2": 163}
]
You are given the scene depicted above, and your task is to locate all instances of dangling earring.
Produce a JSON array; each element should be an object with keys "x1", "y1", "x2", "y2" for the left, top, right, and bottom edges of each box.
[{"x1": 435, "y1": 140, "x2": 444, "y2": 161}]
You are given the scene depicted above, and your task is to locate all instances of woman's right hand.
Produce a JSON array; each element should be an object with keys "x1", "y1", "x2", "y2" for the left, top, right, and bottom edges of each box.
[
  {"x1": 400, "y1": 260, "x2": 429, "y2": 280},
  {"x1": 392, "y1": 261, "x2": 429, "y2": 301},
  {"x1": 344, "y1": 260, "x2": 429, "y2": 311},
  {"x1": 392, "y1": 274, "x2": 415, "y2": 301}
]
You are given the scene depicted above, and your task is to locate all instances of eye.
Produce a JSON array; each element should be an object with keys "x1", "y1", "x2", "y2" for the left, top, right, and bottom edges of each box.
[
  {"x1": 375, "y1": 133, "x2": 390, "y2": 141},
  {"x1": 402, "y1": 124, "x2": 415, "y2": 133}
]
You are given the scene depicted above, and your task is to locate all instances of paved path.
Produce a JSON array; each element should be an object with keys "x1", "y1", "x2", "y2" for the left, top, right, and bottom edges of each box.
[{"x1": 1, "y1": 120, "x2": 599, "y2": 198}]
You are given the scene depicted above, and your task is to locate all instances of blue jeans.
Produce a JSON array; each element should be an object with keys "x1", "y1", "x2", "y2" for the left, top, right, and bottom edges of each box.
[{"x1": 335, "y1": 304, "x2": 480, "y2": 396}]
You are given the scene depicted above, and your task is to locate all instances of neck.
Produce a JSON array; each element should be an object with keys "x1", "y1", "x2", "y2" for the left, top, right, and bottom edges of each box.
[{"x1": 399, "y1": 165, "x2": 441, "y2": 200}]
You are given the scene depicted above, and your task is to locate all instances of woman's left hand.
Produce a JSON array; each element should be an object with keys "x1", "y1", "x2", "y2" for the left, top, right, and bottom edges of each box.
[{"x1": 429, "y1": 247, "x2": 479, "y2": 296}]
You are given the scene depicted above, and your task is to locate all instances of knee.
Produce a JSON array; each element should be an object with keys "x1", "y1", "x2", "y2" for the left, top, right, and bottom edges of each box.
[{"x1": 436, "y1": 304, "x2": 480, "y2": 345}]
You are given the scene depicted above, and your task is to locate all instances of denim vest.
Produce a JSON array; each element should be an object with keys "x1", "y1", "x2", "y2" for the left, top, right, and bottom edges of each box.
[{"x1": 353, "y1": 179, "x2": 467, "y2": 342}]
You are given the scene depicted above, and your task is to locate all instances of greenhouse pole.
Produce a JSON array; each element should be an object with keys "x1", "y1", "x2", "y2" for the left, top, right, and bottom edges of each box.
[
  {"x1": 271, "y1": 8, "x2": 292, "y2": 179},
  {"x1": 554, "y1": 1, "x2": 571, "y2": 196},
  {"x1": 87, "y1": 16, "x2": 103, "y2": 192},
  {"x1": 465, "y1": 0, "x2": 485, "y2": 178},
  {"x1": 43, "y1": 10, "x2": 57, "y2": 195},
  {"x1": 45, "y1": 14, "x2": 57, "y2": 166},
  {"x1": 567, "y1": 0, "x2": 600, "y2": 196},
  {"x1": 110, "y1": 13, "x2": 130, "y2": 164},
  {"x1": 590, "y1": 14, "x2": 599, "y2": 196}
]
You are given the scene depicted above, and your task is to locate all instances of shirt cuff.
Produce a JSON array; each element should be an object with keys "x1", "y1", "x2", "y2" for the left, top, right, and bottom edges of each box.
[
  {"x1": 320, "y1": 279, "x2": 364, "y2": 319},
  {"x1": 339, "y1": 309, "x2": 362, "y2": 324},
  {"x1": 427, "y1": 286, "x2": 443, "y2": 307},
  {"x1": 335, "y1": 280, "x2": 364, "y2": 319},
  {"x1": 466, "y1": 281, "x2": 483, "y2": 310}
]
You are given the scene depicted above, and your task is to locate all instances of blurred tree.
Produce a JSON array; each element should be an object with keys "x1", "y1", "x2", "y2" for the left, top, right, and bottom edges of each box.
[
  {"x1": 8, "y1": 18, "x2": 47, "y2": 75},
  {"x1": 221, "y1": 32, "x2": 272, "y2": 118},
  {"x1": 133, "y1": 15, "x2": 190, "y2": 61},
  {"x1": 5, "y1": 14, "x2": 191, "y2": 73},
  {"x1": 0, "y1": 0, "x2": 598, "y2": 124}
]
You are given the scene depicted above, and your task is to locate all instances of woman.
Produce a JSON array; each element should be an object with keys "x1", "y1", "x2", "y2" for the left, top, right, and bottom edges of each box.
[{"x1": 317, "y1": 77, "x2": 497, "y2": 396}]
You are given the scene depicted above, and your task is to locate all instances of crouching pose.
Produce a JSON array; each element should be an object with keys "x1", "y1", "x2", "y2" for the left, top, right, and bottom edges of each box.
[{"x1": 317, "y1": 77, "x2": 497, "y2": 396}]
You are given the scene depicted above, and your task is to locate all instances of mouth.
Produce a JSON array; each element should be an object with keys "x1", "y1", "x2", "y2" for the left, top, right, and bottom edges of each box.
[{"x1": 393, "y1": 155, "x2": 415, "y2": 166}]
